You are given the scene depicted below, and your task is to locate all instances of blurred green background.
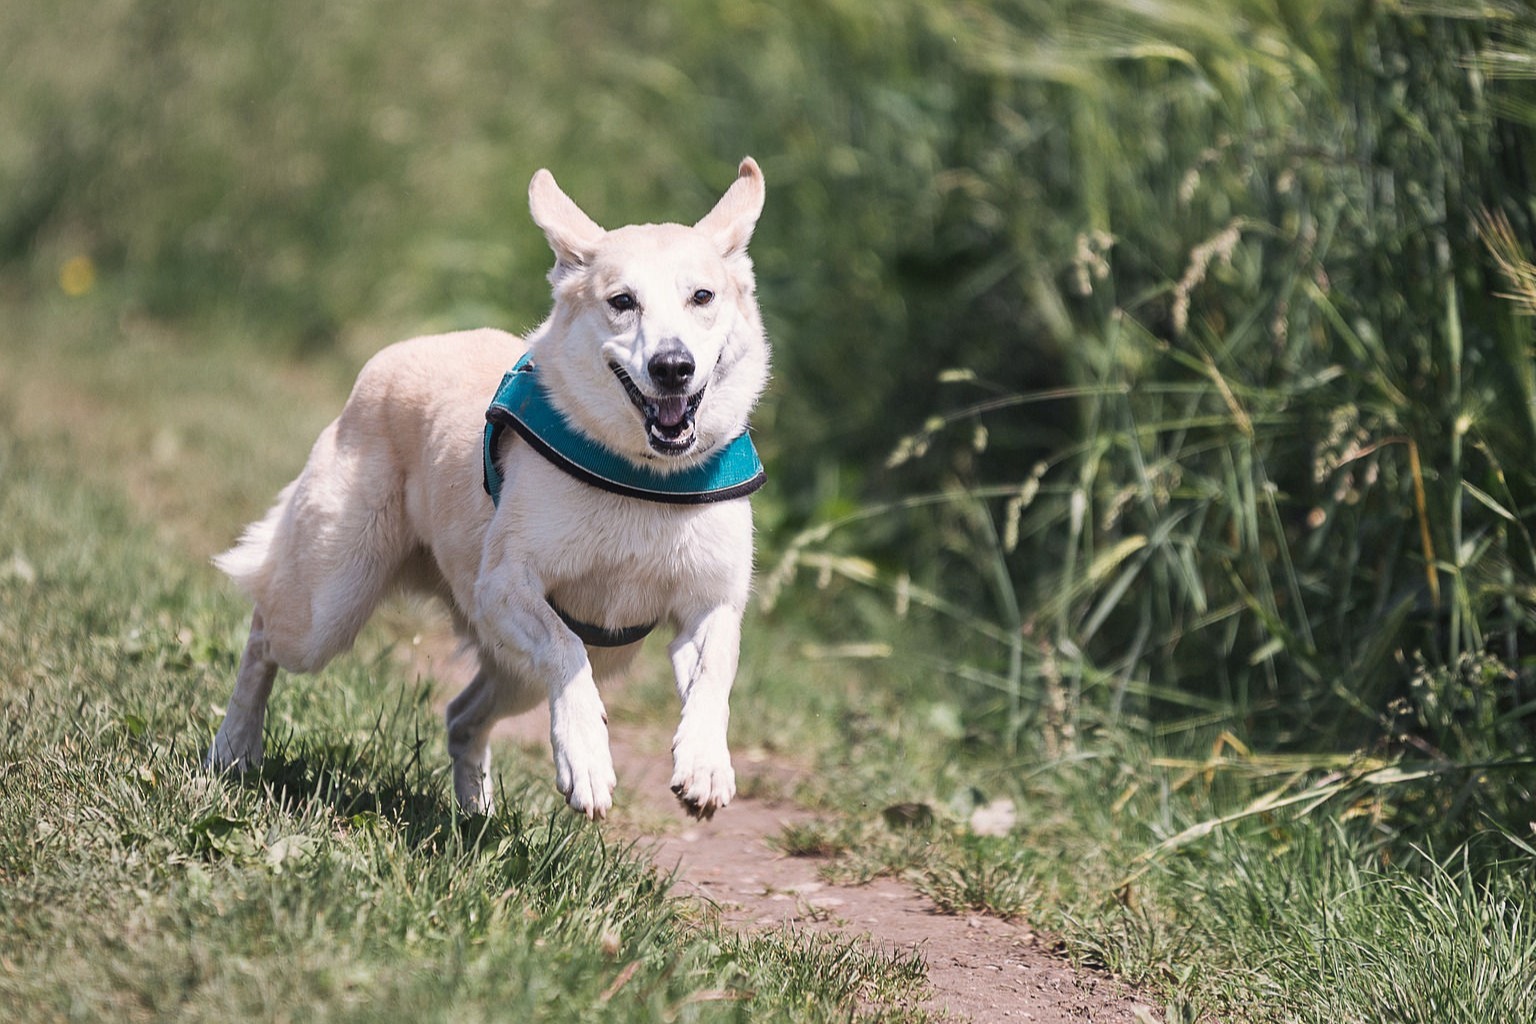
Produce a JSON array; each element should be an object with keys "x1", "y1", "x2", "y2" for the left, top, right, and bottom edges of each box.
[{"x1": 5, "y1": 0, "x2": 1536, "y2": 844}]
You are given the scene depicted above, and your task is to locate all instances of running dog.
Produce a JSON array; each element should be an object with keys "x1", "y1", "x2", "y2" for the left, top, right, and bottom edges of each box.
[{"x1": 206, "y1": 158, "x2": 770, "y2": 820}]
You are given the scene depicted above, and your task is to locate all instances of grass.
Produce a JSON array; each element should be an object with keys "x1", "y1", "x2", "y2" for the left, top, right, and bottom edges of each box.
[
  {"x1": 0, "y1": 297, "x2": 932, "y2": 1023},
  {"x1": 6, "y1": 2, "x2": 1536, "y2": 1020},
  {"x1": 743, "y1": 691, "x2": 1536, "y2": 1022},
  {"x1": 732, "y1": 6, "x2": 1536, "y2": 1014},
  {"x1": 6, "y1": 200, "x2": 1536, "y2": 1024}
]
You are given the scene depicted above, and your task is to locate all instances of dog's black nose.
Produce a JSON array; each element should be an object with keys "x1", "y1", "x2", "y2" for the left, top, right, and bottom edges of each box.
[{"x1": 648, "y1": 344, "x2": 695, "y2": 393}]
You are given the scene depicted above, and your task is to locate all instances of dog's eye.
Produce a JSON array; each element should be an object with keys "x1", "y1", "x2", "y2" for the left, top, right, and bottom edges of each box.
[
  {"x1": 691, "y1": 289, "x2": 715, "y2": 306},
  {"x1": 607, "y1": 293, "x2": 637, "y2": 313}
]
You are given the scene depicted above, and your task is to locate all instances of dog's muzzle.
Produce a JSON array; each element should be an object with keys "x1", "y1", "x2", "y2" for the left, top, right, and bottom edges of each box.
[{"x1": 610, "y1": 362, "x2": 705, "y2": 454}]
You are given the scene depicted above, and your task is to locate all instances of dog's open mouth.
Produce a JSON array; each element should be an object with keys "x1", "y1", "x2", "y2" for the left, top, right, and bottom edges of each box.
[{"x1": 610, "y1": 363, "x2": 705, "y2": 454}]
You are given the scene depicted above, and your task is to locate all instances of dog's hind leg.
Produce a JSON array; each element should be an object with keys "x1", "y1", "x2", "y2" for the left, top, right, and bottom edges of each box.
[
  {"x1": 205, "y1": 610, "x2": 279, "y2": 772},
  {"x1": 444, "y1": 659, "x2": 543, "y2": 814},
  {"x1": 208, "y1": 415, "x2": 415, "y2": 772}
]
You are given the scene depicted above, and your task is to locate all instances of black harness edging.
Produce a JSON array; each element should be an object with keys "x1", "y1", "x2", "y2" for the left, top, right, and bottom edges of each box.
[{"x1": 552, "y1": 606, "x2": 658, "y2": 648}]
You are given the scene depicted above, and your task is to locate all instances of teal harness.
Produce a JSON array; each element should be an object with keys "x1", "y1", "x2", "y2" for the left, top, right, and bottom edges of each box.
[{"x1": 481, "y1": 353, "x2": 766, "y2": 646}]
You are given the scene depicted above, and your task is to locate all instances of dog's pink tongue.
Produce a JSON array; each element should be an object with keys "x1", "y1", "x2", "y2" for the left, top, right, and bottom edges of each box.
[{"x1": 656, "y1": 396, "x2": 688, "y2": 427}]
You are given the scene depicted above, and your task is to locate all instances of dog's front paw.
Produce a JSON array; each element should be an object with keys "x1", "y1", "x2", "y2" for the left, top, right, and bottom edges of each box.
[
  {"x1": 555, "y1": 742, "x2": 617, "y2": 820},
  {"x1": 670, "y1": 732, "x2": 735, "y2": 820},
  {"x1": 550, "y1": 695, "x2": 617, "y2": 820}
]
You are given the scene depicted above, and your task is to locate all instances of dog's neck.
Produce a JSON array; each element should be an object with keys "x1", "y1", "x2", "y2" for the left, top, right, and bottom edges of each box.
[{"x1": 482, "y1": 353, "x2": 767, "y2": 507}]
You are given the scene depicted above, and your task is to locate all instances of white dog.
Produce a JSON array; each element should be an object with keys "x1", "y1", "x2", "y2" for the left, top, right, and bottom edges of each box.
[{"x1": 206, "y1": 158, "x2": 770, "y2": 820}]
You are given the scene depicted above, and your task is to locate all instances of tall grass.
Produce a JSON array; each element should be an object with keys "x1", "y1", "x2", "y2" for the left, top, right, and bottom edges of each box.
[{"x1": 765, "y1": 0, "x2": 1536, "y2": 855}]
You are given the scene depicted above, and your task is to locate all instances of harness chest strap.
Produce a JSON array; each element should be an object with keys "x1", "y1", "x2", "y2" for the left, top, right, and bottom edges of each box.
[{"x1": 480, "y1": 353, "x2": 767, "y2": 647}]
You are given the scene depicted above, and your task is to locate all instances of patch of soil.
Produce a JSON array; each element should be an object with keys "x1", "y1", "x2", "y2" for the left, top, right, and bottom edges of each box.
[
  {"x1": 613, "y1": 729, "x2": 1155, "y2": 1023},
  {"x1": 410, "y1": 635, "x2": 1159, "y2": 1023}
]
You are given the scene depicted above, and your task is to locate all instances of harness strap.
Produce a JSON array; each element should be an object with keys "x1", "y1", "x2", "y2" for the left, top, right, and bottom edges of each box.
[
  {"x1": 482, "y1": 354, "x2": 766, "y2": 506},
  {"x1": 551, "y1": 604, "x2": 656, "y2": 647}
]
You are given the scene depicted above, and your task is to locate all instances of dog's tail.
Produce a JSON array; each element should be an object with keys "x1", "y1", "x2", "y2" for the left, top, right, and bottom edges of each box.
[{"x1": 212, "y1": 481, "x2": 295, "y2": 599}]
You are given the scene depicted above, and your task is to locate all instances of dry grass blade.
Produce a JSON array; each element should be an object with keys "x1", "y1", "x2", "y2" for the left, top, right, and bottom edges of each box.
[{"x1": 1479, "y1": 208, "x2": 1536, "y2": 315}]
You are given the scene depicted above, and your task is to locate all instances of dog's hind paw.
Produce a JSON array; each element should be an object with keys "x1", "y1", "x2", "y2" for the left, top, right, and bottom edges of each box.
[
  {"x1": 452, "y1": 755, "x2": 496, "y2": 817},
  {"x1": 204, "y1": 730, "x2": 262, "y2": 774}
]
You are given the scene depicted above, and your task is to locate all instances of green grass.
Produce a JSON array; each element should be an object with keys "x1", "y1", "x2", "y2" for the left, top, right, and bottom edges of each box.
[
  {"x1": 7, "y1": 2, "x2": 1536, "y2": 1019},
  {"x1": 0, "y1": 302, "x2": 931, "y2": 1023},
  {"x1": 5, "y1": 206, "x2": 1534, "y2": 1024},
  {"x1": 741, "y1": 688, "x2": 1536, "y2": 1022}
]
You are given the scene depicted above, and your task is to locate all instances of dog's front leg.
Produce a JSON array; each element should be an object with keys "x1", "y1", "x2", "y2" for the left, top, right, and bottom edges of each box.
[
  {"x1": 546, "y1": 652, "x2": 616, "y2": 820},
  {"x1": 474, "y1": 571, "x2": 616, "y2": 819},
  {"x1": 668, "y1": 604, "x2": 743, "y2": 818}
]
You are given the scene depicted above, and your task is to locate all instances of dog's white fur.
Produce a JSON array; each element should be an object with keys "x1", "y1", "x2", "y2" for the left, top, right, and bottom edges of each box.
[{"x1": 206, "y1": 159, "x2": 769, "y2": 820}]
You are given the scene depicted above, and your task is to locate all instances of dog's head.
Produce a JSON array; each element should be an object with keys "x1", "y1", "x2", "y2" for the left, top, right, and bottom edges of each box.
[{"x1": 525, "y1": 159, "x2": 770, "y2": 470}]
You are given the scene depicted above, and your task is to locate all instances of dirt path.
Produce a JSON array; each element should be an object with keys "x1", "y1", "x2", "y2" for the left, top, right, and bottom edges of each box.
[
  {"x1": 412, "y1": 637, "x2": 1158, "y2": 1023},
  {"x1": 606, "y1": 724, "x2": 1155, "y2": 1022}
]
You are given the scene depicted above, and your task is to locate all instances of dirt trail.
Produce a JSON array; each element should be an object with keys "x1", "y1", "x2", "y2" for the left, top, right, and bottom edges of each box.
[{"x1": 412, "y1": 637, "x2": 1157, "y2": 1023}]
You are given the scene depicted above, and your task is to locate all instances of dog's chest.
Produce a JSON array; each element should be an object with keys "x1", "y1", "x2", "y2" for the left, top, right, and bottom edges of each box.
[{"x1": 499, "y1": 455, "x2": 750, "y2": 625}]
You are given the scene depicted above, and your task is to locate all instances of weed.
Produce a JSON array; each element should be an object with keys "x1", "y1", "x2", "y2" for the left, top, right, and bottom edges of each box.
[
  {"x1": 774, "y1": 820, "x2": 853, "y2": 860},
  {"x1": 914, "y1": 836, "x2": 1039, "y2": 921}
]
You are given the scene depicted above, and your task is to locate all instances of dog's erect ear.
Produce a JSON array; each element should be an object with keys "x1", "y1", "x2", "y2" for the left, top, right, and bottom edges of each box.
[
  {"x1": 694, "y1": 157, "x2": 765, "y2": 260},
  {"x1": 529, "y1": 169, "x2": 605, "y2": 273}
]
